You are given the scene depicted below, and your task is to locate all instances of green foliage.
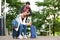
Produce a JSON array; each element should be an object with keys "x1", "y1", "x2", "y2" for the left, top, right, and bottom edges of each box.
[
  {"x1": 7, "y1": 0, "x2": 23, "y2": 9},
  {"x1": 2, "y1": 0, "x2": 24, "y2": 31},
  {"x1": 2, "y1": 0, "x2": 60, "y2": 36},
  {"x1": 35, "y1": 0, "x2": 60, "y2": 36}
]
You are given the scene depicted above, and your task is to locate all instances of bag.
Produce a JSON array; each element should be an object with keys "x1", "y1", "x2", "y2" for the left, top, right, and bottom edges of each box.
[
  {"x1": 11, "y1": 19, "x2": 18, "y2": 29},
  {"x1": 12, "y1": 29, "x2": 19, "y2": 38},
  {"x1": 30, "y1": 25, "x2": 36, "y2": 38}
]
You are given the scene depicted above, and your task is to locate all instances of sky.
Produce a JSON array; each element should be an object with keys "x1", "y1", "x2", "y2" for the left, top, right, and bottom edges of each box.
[
  {"x1": 20, "y1": 0, "x2": 44, "y2": 11},
  {"x1": 0, "y1": 0, "x2": 44, "y2": 16}
]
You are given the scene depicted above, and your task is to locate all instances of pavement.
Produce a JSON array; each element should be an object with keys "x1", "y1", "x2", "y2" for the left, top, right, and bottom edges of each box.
[{"x1": 0, "y1": 36, "x2": 60, "y2": 40}]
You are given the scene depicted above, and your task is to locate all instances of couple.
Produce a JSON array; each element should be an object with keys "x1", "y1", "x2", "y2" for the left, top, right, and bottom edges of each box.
[{"x1": 14, "y1": 2, "x2": 32, "y2": 39}]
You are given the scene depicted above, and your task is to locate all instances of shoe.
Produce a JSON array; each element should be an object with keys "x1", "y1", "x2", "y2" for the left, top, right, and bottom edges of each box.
[
  {"x1": 18, "y1": 35, "x2": 23, "y2": 39},
  {"x1": 24, "y1": 35, "x2": 27, "y2": 39}
]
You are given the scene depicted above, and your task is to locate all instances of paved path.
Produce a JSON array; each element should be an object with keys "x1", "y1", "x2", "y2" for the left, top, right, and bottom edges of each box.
[{"x1": 0, "y1": 36, "x2": 60, "y2": 40}]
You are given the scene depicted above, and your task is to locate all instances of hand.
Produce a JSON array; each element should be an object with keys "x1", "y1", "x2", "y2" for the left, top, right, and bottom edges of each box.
[
  {"x1": 29, "y1": 22, "x2": 32, "y2": 25},
  {"x1": 26, "y1": 22, "x2": 32, "y2": 26},
  {"x1": 24, "y1": 12, "x2": 27, "y2": 14}
]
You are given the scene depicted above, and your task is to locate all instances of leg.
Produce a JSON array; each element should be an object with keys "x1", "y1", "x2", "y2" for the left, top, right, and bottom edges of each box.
[
  {"x1": 19, "y1": 24, "x2": 23, "y2": 35},
  {"x1": 23, "y1": 25, "x2": 27, "y2": 39},
  {"x1": 23, "y1": 25, "x2": 26, "y2": 35},
  {"x1": 18, "y1": 24, "x2": 23, "y2": 39}
]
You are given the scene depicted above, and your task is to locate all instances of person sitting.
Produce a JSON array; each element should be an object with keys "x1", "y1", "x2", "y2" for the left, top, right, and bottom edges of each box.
[{"x1": 15, "y1": 12, "x2": 32, "y2": 39}]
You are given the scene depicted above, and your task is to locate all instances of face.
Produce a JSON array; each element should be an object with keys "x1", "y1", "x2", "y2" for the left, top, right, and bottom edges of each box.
[
  {"x1": 22, "y1": 12, "x2": 27, "y2": 17},
  {"x1": 26, "y1": 4, "x2": 30, "y2": 7},
  {"x1": 21, "y1": 13, "x2": 27, "y2": 18}
]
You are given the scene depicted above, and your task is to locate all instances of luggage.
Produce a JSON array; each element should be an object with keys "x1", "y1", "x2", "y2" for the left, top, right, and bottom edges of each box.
[{"x1": 30, "y1": 25, "x2": 36, "y2": 38}]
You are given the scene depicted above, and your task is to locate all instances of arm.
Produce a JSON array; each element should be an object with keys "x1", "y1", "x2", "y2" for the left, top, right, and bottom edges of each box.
[
  {"x1": 29, "y1": 7, "x2": 32, "y2": 16},
  {"x1": 21, "y1": 17, "x2": 32, "y2": 26},
  {"x1": 18, "y1": 6, "x2": 24, "y2": 14}
]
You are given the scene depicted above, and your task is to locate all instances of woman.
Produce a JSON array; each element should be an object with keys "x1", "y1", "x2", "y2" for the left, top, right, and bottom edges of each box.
[{"x1": 15, "y1": 12, "x2": 32, "y2": 39}]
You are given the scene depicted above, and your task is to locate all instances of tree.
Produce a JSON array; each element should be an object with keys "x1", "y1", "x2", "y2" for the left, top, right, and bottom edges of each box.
[
  {"x1": 2, "y1": 0, "x2": 24, "y2": 33},
  {"x1": 36, "y1": 0, "x2": 60, "y2": 36}
]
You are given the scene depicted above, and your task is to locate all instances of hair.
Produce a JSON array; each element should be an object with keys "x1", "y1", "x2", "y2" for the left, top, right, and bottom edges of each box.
[{"x1": 26, "y1": 2, "x2": 30, "y2": 5}]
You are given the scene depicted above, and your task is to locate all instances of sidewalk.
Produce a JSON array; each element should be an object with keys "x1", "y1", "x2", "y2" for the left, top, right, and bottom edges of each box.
[{"x1": 0, "y1": 36, "x2": 60, "y2": 40}]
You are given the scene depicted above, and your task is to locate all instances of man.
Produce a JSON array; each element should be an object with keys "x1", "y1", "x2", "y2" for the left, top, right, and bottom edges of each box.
[
  {"x1": 15, "y1": 12, "x2": 32, "y2": 39},
  {"x1": 19, "y1": 2, "x2": 32, "y2": 16}
]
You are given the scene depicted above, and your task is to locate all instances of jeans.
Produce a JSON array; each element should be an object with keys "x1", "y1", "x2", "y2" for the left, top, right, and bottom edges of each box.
[{"x1": 19, "y1": 24, "x2": 26, "y2": 35}]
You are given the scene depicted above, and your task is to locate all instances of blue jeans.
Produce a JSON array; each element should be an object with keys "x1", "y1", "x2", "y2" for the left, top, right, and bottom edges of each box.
[{"x1": 19, "y1": 24, "x2": 26, "y2": 35}]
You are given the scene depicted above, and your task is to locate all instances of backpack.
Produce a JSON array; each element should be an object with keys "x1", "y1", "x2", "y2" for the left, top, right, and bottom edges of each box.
[{"x1": 30, "y1": 25, "x2": 36, "y2": 38}]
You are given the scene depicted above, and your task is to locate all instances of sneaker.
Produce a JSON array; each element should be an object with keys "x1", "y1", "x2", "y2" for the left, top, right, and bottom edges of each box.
[
  {"x1": 18, "y1": 35, "x2": 23, "y2": 39},
  {"x1": 24, "y1": 35, "x2": 27, "y2": 39}
]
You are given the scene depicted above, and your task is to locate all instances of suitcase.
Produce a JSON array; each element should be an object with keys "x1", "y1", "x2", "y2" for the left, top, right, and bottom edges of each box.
[{"x1": 30, "y1": 25, "x2": 36, "y2": 38}]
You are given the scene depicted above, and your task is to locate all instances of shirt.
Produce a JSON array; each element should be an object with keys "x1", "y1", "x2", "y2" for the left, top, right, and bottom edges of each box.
[{"x1": 15, "y1": 14, "x2": 26, "y2": 31}]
